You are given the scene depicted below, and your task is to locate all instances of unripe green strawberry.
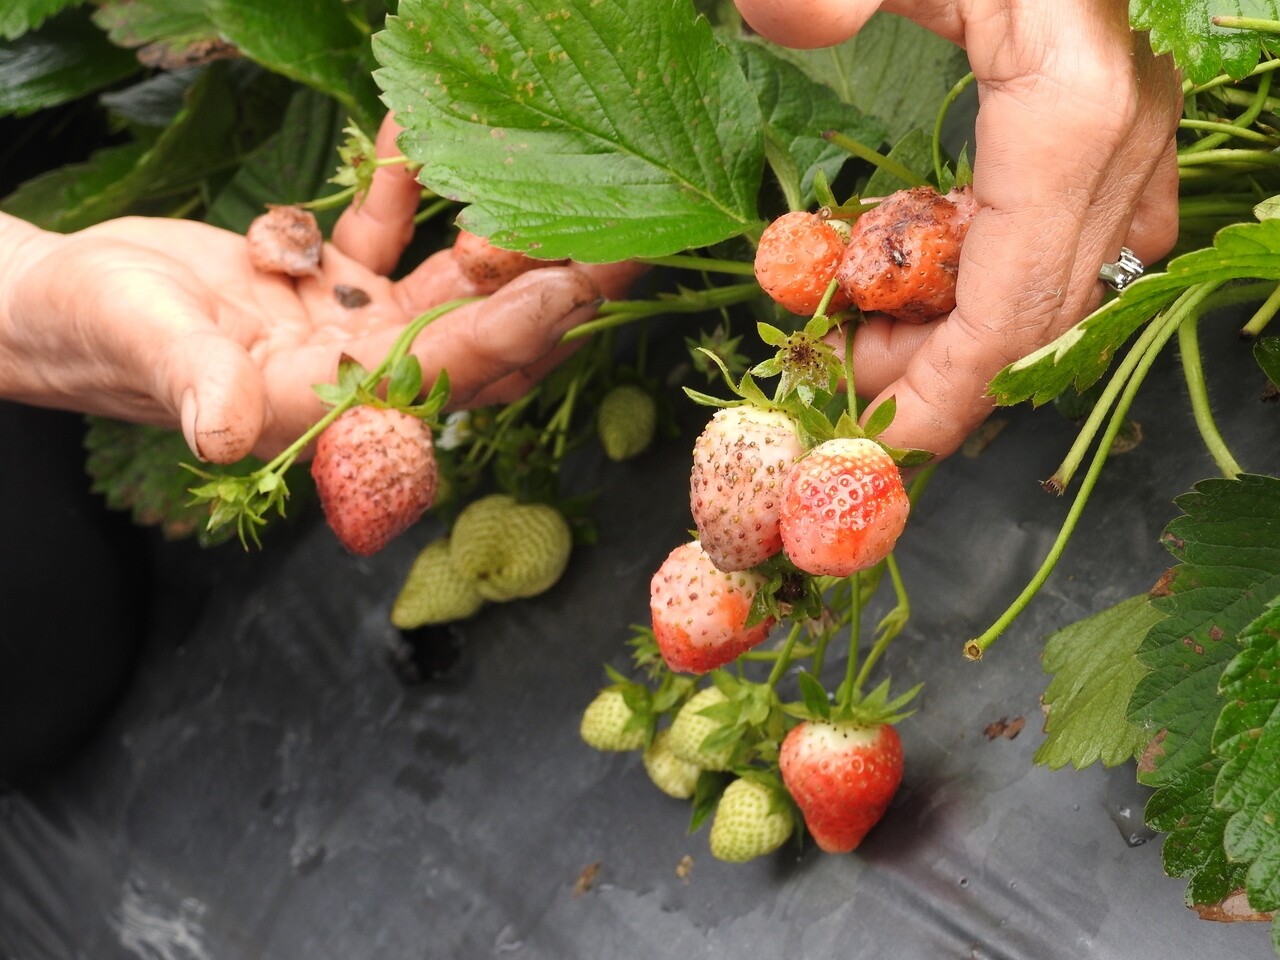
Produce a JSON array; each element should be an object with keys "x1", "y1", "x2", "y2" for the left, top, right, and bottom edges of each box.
[
  {"x1": 708, "y1": 778, "x2": 793, "y2": 863},
  {"x1": 667, "y1": 686, "x2": 735, "y2": 770},
  {"x1": 643, "y1": 728, "x2": 702, "y2": 799},
  {"x1": 580, "y1": 688, "x2": 648, "y2": 751},
  {"x1": 450, "y1": 494, "x2": 573, "y2": 602},
  {"x1": 390, "y1": 537, "x2": 484, "y2": 628},
  {"x1": 597, "y1": 384, "x2": 657, "y2": 461}
]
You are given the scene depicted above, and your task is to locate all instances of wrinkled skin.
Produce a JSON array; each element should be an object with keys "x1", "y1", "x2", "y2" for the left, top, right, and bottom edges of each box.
[
  {"x1": 736, "y1": 0, "x2": 1183, "y2": 459},
  {"x1": 0, "y1": 114, "x2": 642, "y2": 463}
]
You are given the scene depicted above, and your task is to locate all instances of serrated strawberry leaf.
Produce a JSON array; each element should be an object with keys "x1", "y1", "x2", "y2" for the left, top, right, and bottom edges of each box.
[
  {"x1": 730, "y1": 38, "x2": 888, "y2": 210},
  {"x1": 1213, "y1": 601, "x2": 1280, "y2": 914},
  {"x1": 1128, "y1": 475, "x2": 1280, "y2": 904},
  {"x1": 1255, "y1": 337, "x2": 1280, "y2": 387},
  {"x1": 991, "y1": 219, "x2": 1280, "y2": 407},
  {"x1": 1035, "y1": 594, "x2": 1159, "y2": 770},
  {"x1": 374, "y1": 0, "x2": 764, "y2": 263},
  {"x1": 1131, "y1": 0, "x2": 1279, "y2": 85},
  {"x1": 861, "y1": 396, "x2": 897, "y2": 439}
]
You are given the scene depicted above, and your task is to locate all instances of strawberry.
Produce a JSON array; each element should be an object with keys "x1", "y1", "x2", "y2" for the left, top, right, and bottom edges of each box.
[
  {"x1": 642, "y1": 728, "x2": 703, "y2": 799},
  {"x1": 246, "y1": 205, "x2": 323, "y2": 278},
  {"x1": 778, "y1": 720, "x2": 903, "y2": 853},
  {"x1": 650, "y1": 541, "x2": 775, "y2": 674},
  {"x1": 778, "y1": 437, "x2": 909, "y2": 577},
  {"x1": 690, "y1": 406, "x2": 803, "y2": 572},
  {"x1": 449, "y1": 494, "x2": 573, "y2": 602},
  {"x1": 311, "y1": 405, "x2": 438, "y2": 556},
  {"x1": 390, "y1": 537, "x2": 484, "y2": 628},
  {"x1": 597, "y1": 384, "x2": 657, "y2": 461},
  {"x1": 580, "y1": 688, "x2": 649, "y2": 751},
  {"x1": 754, "y1": 211, "x2": 852, "y2": 316},
  {"x1": 708, "y1": 778, "x2": 794, "y2": 863},
  {"x1": 836, "y1": 185, "x2": 977, "y2": 323},
  {"x1": 666, "y1": 685, "x2": 736, "y2": 770},
  {"x1": 452, "y1": 229, "x2": 567, "y2": 294}
]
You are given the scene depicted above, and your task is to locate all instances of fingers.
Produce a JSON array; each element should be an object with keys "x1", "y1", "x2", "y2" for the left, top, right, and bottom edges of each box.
[
  {"x1": 734, "y1": 0, "x2": 882, "y2": 47},
  {"x1": 330, "y1": 113, "x2": 422, "y2": 275}
]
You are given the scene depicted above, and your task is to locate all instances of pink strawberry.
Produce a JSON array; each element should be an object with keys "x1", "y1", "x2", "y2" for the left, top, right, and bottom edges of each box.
[
  {"x1": 650, "y1": 541, "x2": 775, "y2": 674},
  {"x1": 779, "y1": 720, "x2": 903, "y2": 853},
  {"x1": 778, "y1": 437, "x2": 909, "y2": 577},
  {"x1": 690, "y1": 406, "x2": 803, "y2": 572},
  {"x1": 836, "y1": 185, "x2": 977, "y2": 323},
  {"x1": 311, "y1": 405, "x2": 438, "y2": 556},
  {"x1": 452, "y1": 229, "x2": 567, "y2": 294}
]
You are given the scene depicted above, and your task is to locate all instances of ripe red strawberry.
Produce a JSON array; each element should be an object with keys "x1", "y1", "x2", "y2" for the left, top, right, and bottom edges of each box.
[
  {"x1": 836, "y1": 185, "x2": 977, "y2": 323},
  {"x1": 779, "y1": 719, "x2": 903, "y2": 853},
  {"x1": 650, "y1": 541, "x2": 775, "y2": 674},
  {"x1": 778, "y1": 437, "x2": 909, "y2": 577},
  {"x1": 311, "y1": 405, "x2": 438, "y2": 556},
  {"x1": 754, "y1": 210, "x2": 852, "y2": 316},
  {"x1": 452, "y1": 229, "x2": 567, "y2": 294},
  {"x1": 690, "y1": 406, "x2": 803, "y2": 572}
]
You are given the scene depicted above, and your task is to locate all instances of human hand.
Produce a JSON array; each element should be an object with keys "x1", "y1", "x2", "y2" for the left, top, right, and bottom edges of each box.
[
  {"x1": 736, "y1": 0, "x2": 1183, "y2": 459},
  {"x1": 0, "y1": 115, "x2": 640, "y2": 465}
]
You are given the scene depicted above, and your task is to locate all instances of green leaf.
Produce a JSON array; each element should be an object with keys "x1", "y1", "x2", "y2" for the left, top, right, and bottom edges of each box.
[
  {"x1": 93, "y1": 0, "x2": 218, "y2": 52},
  {"x1": 1132, "y1": 0, "x2": 1280, "y2": 85},
  {"x1": 861, "y1": 396, "x2": 897, "y2": 439},
  {"x1": 204, "y1": 0, "x2": 382, "y2": 130},
  {"x1": 374, "y1": 0, "x2": 765, "y2": 262},
  {"x1": 0, "y1": 0, "x2": 83, "y2": 41},
  {"x1": 1255, "y1": 337, "x2": 1280, "y2": 388},
  {"x1": 205, "y1": 87, "x2": 349, "y2": 233},
  {"x1": 992, "y1": 218, "x2": 1280, "y2": 406},
  {"x1": 1035, "y1": 594, "x2": 1160, "y2": 770},
  {"x1": 1214, "y1": 600, "x2": 1280, "y2": 913},
  {"x1": 387, "y1": 355, "x2": 425, "y2": 408},
  {"x1": 1129, "y1": 475, "x2": 1280, "y2": 904},
  {"x1": 0, "y1": 9, "x2": 138, "y2": 118},
  {"x1": 796, "y1": 671, "x2": 832, "y2": 720},
  {"x1": 761, "y1": 13, "x2": 970, "y2": 144},
  {"x1": 731, "y1": 39, "x2": 888, "y2": 209}
]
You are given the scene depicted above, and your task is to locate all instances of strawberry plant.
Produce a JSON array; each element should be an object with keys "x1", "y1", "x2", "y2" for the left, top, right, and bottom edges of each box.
[{"x1": 7, "y1": 0, "x2": 1280, "y2": 951}]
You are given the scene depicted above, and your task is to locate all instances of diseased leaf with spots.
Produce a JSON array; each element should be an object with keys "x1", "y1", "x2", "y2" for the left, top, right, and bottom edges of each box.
[
  {"x1": 374, "y1": 0, "x2": 765, "y2": 262},
  {"x1": 731, "y1": 39, "x2": 888, "y2": 210},
  {"x1": 1132, "y1": 0, "x2": 1280, "y2": 85},
  {"x1": 1128, "y1": 475, "x2": 1280, "y2": 905},
  {"x1": 1035, "y1": 595, "x2": 1159, "y2": 770},
  {"x1": 1213, "y1": 601, "x2": 1280, "y2": 918},
  {"x1": 991, "y1": 218, "x2": 1280, "y2": 407}
]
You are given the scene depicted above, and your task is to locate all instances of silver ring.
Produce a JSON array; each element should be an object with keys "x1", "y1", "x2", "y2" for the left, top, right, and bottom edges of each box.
[{"x1": 1098, "y1": 246, "x2": 1144, "y2": 292}]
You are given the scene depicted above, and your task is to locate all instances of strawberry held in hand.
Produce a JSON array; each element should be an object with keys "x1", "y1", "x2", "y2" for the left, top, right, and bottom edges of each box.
[
  {"x1": 779, "y1": 720, "x2": 903, "y2": 854},
  {"x1": 311, "y1": 405, "x2": 438, "y2": 556},
  {"x1": 690, "y1": 406, "x2": 803, "y2": 572},
  {"x1": 836, "y1": 185, "x2": 977, "y2": 323},
  {"x1": 650, "y1": 541, "x2": 774, "y2": 674},
  {"x1": 754, "y1": 210, "x2": 852, "y2": 316},
  {"x1": 779, "y1": 437, "x2": 909, "y2": 577}
]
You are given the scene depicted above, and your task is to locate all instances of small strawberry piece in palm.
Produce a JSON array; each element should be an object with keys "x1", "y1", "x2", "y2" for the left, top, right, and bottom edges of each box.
[
  {"x1": 779, "y1": 437, "x2": 909, "y2": 577},
  {"x1": 836, "y1": 185, "x2": 977, "y2": 323},
  {"x1": 452, "y1": 229, "x2": 568, "y2": 294},
  {"x1": 754, "y1": 211, "x2": 851, "y2": 316},
  {"x1": 246, "y1": 205, "x2": 323, "y2": 278},
  {"x1": 690, "y1": 406, "x2": 803, "y2": 572},
  {"x1": 311, "y1": 405, "x2": 438, "y2": 556},
  {"x1": 650, "y1": 541, "x2": 774, "y2": 674},
  {"x1": 779, "y1": 720, "x2": 903, "y2": 853}
]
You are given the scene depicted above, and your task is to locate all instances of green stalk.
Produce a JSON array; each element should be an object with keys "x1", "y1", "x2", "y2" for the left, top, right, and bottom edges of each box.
[
  {"x1": 837, "y1": 572, "x2": 863, "y2": 707},
  {"x1": 1241, "y1": 281, "x2": 1280, "y2": 338},
  {"x1": 823, "y1": 130, "x2": 927, "y2": 188},
  {"x1": 1178, "y1": 118, "x2": 1279, "y2": 146},
  {"x1": 1182, "y1": 69, "x2": 1272, "y2": 154},
  {"x1": 843, "y1": 319, "x2": 857, "y2": 419},
  {"x1": 1177, "y1": 148, "x2": 1280, "y2": 169},
  {"x1": 852, "y1": 555, "x2": 909, "y2": 690},
  {"x1": 765, "y1": 624, "x2": 805, "y2": 688},
  {"x1": 413, "y1": 197, "x2": 455, "y2": 225},
  {"x1": 964, "y1": 284, "x2": 1214, "y2": 660},
  {"x1": 560, "y1": 283, "x2": 762, "y2": 342},
  {"x1": 1178, "y1": 314, "x2": 1244, "y2": 478},
  {"x1": 638, "y1": 254, "x2": 756, "y2": 276},
  {"x1": 1212, "y1": 15, "x2": 1280, "y2": 33},
  {"x1": 932, "y1": 72, "x2": 975, "y2": 184},
  {"x1": 1184, "y1": 56, "x2": 1280, "y2": 95}
]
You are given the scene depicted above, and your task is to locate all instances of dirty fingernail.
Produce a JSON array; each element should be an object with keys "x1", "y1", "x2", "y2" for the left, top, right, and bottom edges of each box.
[{"x1": 180, "y1": 388, "x2": 206, "y2": 461}]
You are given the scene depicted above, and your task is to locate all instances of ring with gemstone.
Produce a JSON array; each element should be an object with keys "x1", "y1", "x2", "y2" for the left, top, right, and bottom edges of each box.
[{"x1": 1098, "y1": 246, "x2": 1144, "y2": 293}]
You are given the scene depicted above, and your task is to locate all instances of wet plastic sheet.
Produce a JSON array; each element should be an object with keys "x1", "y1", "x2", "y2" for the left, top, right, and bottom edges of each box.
[{"x1": 1, "y1": 327, "x2": 1278, "y2": 960}]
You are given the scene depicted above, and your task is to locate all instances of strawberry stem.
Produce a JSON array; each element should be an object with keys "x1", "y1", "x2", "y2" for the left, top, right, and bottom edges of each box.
[
  {"x1": 843, "y1": 320, "x2": 857, "y2": 419},
  {"x1": 932, "y1": 72, "x2": 975, "y2": 185},
  {"x1": 852, "y1": 554, "x2": 909, "y2": 690},
  {"x1": 413, "y1": 197, "x2": 456, "y2": 226},
  {"x1": 1178, "y1": 312, "x2": 1244, "y2": 478},
  {"x1": 822, "y1": 130, "x2": 927, "y2": 188},
  {"x1": 561, "y1": 283, "x2": 761, "y2": 342},
  {"x1": 765, "y1": 623, "x2": 805, "y2": 687},
  {"x1": 838, "y1": 571, "x2": 863, "y2": 707},
  {"x1": 1240, "y1": 281, "x2": 1280, "y2": 338},
  {"x1": 1183, "y1": 56, "x2": 1280, "y2": 95},
  {"x1": 638, "y1": 254, "x2": 757, "y2": 276},
  {"x1": 1180, "y1": 69, "x2": 1272, "y2": 155},
  {"x1": 964, "y1": 283, "x2": 1216, "y2": 660}
]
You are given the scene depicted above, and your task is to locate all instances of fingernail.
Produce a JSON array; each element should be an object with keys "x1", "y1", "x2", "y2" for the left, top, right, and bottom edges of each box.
[
  {"x1": 557, "y1": 296, "x2": 605, "y2": 332},
  {"x1": 180, "y1": 388, "x2": 206, "y2": 461}
]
